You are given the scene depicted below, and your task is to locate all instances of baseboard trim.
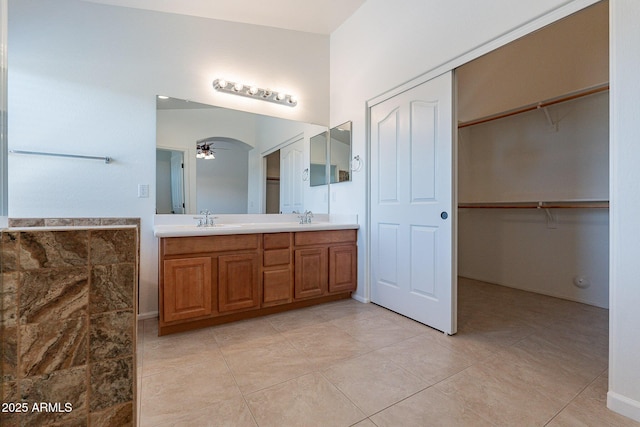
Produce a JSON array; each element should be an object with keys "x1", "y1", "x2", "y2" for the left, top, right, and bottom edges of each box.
[
  {"x1": 608, "y1": 391, "x2": 640, "y2": 423},
  {"x1": 137, "y1": 311, "x2": 159, "y2": 321},
  {"x1": 351, "y1": 294, "x2": 369, "y2": 303}
]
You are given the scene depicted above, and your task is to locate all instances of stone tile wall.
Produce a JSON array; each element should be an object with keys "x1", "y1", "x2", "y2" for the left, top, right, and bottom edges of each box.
[{"x1": 0, "y1": 222, "x2": 138, "y2": 426}]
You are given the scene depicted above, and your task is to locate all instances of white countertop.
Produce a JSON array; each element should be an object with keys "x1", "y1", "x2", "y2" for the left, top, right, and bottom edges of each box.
[{"x1": 153, "y1": 213, "x2": 359, "y2": 238}]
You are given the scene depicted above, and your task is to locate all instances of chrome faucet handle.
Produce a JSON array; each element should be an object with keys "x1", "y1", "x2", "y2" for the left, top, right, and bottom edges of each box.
[
  {"x1": 193, "y1": 216, "x2": 204, "y2": 227},
  {"x1": 298, "y1": 214, "x2": 305, "y2": 224}
]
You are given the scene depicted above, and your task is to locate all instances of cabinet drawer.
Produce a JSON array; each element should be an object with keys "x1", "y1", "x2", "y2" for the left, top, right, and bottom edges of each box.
[
  {"x1": 264, "y1": 233, "x2": 291, "y2": 250},
  {"x1": 263, "y1": 248, "x2": 290, "y2": 267},
  {"x1": 162, "y1": 234, "x2": 259, "y2": 256},
  {"x1": 295, "y1": 230, "x2": 356, "y2": 246}
]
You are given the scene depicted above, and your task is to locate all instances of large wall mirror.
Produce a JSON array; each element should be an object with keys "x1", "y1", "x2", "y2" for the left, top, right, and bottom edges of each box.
[
  {"x1": 308, "y1": 121, "x2": 352, "y2": 187},
  {"x1": 156, "y1": 96, "x2": 328, "y2": 215},
  {"x1": 309, "y1": 130, "x2": 328, "y2": 187},
  {"x1": 330, "y1": 121, "x2": 352, "y2": 184}
]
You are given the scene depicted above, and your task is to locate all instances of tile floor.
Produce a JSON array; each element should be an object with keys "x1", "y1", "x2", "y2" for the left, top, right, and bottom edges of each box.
[{"x1": 137, "y1": 278, "x2": 640, "y2": 426}]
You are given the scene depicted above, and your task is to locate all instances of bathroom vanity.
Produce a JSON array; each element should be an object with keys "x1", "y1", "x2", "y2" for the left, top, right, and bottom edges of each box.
[{"x1": 154, "y1": 215, "x2": 358, "y2": 335}]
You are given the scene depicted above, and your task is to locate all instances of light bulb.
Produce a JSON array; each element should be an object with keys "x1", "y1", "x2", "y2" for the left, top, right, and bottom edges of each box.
[
  {"x1": 217, "y1": 79, "x2": 228, "y2": 88},
  {"x1": 249, "y1": 86, "x2": 259, "y2": 95},
  {"x1": 289, "y1": 95, "x2": 298, "y2": 104},
  {"x1": 233, "y1": 82, "x2": 244, "y2": 92}
]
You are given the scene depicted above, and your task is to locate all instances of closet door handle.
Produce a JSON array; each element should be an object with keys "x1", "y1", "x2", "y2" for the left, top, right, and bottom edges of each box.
[{"x1": 441, "y1": 211, "x2": 448, "y2": 220}]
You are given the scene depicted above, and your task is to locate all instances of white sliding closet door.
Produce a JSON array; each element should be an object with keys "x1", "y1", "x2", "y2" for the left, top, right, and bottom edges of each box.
[{"x1": 370, "y1": 71, "x2": 456, "y2": 335}]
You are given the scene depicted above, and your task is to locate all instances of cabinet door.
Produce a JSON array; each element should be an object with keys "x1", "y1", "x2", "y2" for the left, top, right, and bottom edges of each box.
[
  {"x1": 329, "y1": 244, "x2": 357, "y2": 293},
  {"x1": 263, "y1": 268, "x2": 293, "y2": 306},
  {"x1": 163, "y1": 257, "x2": 212, "y2": 322},
  {"x1": 218, "y1": 253, "x2": 260, "y2": 313},
  {"x1": 294, "y1": 248, "x2": 328, "y2": 299}
]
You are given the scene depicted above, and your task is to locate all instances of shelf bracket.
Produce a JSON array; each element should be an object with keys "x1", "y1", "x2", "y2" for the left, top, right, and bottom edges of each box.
[
  {"x1": 538, "y1": 202, "x2": 557, "y2": 229},
  {"x1": 537, "y1": 104, "x2": 558, "y2": 132}
]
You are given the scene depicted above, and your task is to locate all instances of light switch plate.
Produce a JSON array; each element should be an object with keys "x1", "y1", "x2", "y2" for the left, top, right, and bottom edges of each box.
[{"x1": 138, "y1": 184, "x2": 149, "y2": 198}]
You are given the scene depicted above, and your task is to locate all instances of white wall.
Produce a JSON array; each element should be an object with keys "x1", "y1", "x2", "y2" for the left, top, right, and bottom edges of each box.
[
  {"x1": 609, "y1": 0, "x2": 640, "y2": 421},
  {"x1": 458, "y1": 92, "x2": 609, "y2": 308},
  {"x1": 331, "y1": 0, "x2": 640, "y2": 420},
  {"x1": 456, "y1": 0, "x2": 608, "y2": 123},
  {"x1": 7, "y1": 0, "x2": 328, "y2": 316}
]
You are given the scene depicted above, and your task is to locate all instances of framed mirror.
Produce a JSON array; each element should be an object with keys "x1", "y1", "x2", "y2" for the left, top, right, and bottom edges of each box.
[
  {"x1": 309, "y1": 130, "x2": 328, "y2": 187},
  {"x1": 330, "y1": 121, "x2": 352, "y2": 183}
]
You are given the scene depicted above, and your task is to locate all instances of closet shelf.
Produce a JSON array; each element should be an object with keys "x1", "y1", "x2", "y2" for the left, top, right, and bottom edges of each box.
[
  {"x1": 458, "y1": 201, "x2": 609, "y2": 209},
  {"x1": 457, "y1": 84, "x2": 609, "y2": 129}
]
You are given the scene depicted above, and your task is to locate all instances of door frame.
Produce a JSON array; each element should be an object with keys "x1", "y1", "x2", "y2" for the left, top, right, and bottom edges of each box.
[
  {"x1": 157, "y1": 145, "x2": 194, "y2": 214},
  {"x1": 261, "y1": 132, "x2": 305, "y2": 214},
  {"x1": 364, "y1": 0, "x2": 600, "y2": 314}
]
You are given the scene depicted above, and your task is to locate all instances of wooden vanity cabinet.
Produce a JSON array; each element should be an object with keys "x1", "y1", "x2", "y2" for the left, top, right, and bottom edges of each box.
[
  {"x1": 162, "y1": 256, "x2": 213, "y2": 322},
  {"x1": 262, "y1": 233, "x2": 294, "y2": 306},
  {"x1": 218, "y1": 252, "x2": 260, "y2": 313},
  {"x1": 294, "y1": 229, "x2": 357, "y2": 299},
  {"x1": 159, "y1": 229, "x2": 357, "y2": 335},
  {"x1": 159, "y1": 234, "x2": 260, "y2": 334}
]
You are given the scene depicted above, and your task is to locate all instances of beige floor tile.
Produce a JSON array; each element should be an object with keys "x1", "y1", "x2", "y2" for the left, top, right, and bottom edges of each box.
[
  {"x1": 351, "y1": 419, "x2": 377, "y2": 427},
  {"x1": 223, "y1": 339, "x2": 315, "y2": 394},
  {"x1": 138, "y1": 279, "x2": 628, "y2": 427},
  {"x1": 213, "y1": 317, "x2": 287, "y2": 352},
  {"x1": 139, "y1": 358, "x2": 241, "y2": 426},
  {"x1": 322, "y1": 352, "x2": 428, "y2": 416},
  {"x1": 370, "y1": 386, "x2": 494, "y2": 427},
  {"x1": 266, "y1": 307, "x2": 331, "y2": 333},
  {"x1": 433, "y1": 354, "x2": 569, "y2": 426},
  {"x1": 332, "y1": 315, "x2": 424, "y2": 349},
  {"x1": 153, "y1": 395, "x2": 258, "y2": 427},
  {"x1": 246, "y1": 372, "x2": 366, "y2": 427},
  {"x1": 282, "y1": 323, "x2": 372, "y2": 369},
  {"x1": 375, "y1": 334, "x2": 478, "y2": 385},
  {"x1": 142, "y1": 329, "x2": 221, "y2": 377},
  {"x1": 548, "y1": 372, "x2": 640, "y2": 427}
]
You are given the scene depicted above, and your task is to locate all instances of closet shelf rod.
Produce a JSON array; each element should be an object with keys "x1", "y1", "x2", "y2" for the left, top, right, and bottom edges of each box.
[
  {"x1": 457, "y1": 84, "x2": 609, "y2": 129},
  {"x1": 10, "y1": 150, "x2": 112, "y2": 164},
  {"x1": 458, "y1": 201, "x2": 609, "y2": 209}
]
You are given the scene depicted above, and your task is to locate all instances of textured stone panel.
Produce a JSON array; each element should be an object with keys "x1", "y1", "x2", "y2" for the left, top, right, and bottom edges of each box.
[
  {"x1": 1, "y1": 326, "x2": 17, "y2": 382},
  {"x1": 20, "y1": 317, "x2": 88, "y2": 377},
  {"x1": 19, "y1": 268, "x2": 88, "y2": 324},
  {"x1": 90, "y1": 357, "x2": 133, "y2": 412},
  {"x1": 89, "y1": 311, "x2": 134, "y2": 361},
  {"x1": 89, "y1": 402, "x2": 133, "y2": 427},
  {"x1": 1, "y1": 232, "x2": 19, "y2": 272},
  {"x1": 89, "y1": 264, "x2": 135, "y2": 313},
  {"x1": 20, "y1": 366, "x2": 88, "y2": 426},
  {"x1": 89, "y1": 229, "x2": 136, "y2": 265},
  {"x1": 20, "y1": 231, "x2": 88, "y2": 270},
  {"x1": 1, "y1": 272, "x2": 18, "y2": 327}
]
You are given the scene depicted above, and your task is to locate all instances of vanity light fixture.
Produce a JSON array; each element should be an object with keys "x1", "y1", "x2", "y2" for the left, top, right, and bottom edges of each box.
[{"x1": 213, "y1": 78, "x2": 297, "y2": 107}]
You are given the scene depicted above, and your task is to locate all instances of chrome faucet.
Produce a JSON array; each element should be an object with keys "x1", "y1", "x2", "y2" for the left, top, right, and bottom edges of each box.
[
  {"x1": 194, "y1": 209, "x2": 215, "y2": 227},
  {"x1": 298, "y1": 210, "x2": 313, "y2": 224}
]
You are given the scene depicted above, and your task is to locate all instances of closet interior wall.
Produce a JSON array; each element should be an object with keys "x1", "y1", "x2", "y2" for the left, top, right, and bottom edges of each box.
[
  {"x1": 458, "y1": 91, "x2": 609, "y2": 308},
  {"x1": 456, "y1": 1, "x2": 609, "y2": 308}
]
